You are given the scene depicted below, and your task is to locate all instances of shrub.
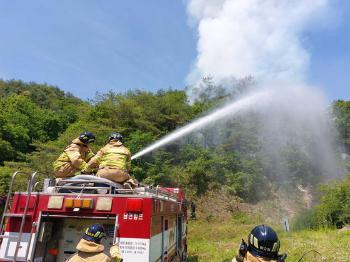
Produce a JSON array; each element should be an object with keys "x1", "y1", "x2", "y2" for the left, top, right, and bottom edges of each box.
[{"x1": 294, "y1": 175, "x2": 350, "y2": 229}]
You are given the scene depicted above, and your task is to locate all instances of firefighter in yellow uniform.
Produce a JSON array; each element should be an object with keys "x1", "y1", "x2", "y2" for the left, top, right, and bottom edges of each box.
[
  {"x1": 67, "y1": 224, "x2": 123, "y2": 262},
  {"x1": 233, "y1": 225, "x2": 286, "y2": 262},
  {"x1": 53, "y1": 132, "x2": 95, "y2": 178},
  {"x1": 87, "y1": 132, "x2": 133, "y2": 185}
]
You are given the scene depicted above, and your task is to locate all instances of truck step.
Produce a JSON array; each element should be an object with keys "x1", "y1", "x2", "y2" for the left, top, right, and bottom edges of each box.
[
  {"x1": 0, "y1": 234, "x2": 18, "y2": 239},
  {"x1": 2, "y1": 213, "x2": 30, "y2": 218}
]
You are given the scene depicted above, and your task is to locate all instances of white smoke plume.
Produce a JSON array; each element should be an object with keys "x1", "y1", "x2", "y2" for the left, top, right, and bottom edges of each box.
[
  {"x1": 183, "y1": 0, "x2": 344, "y2": 186},
  {"x1": 187, "y1": 0, "x2": 330, "y2": 85}
]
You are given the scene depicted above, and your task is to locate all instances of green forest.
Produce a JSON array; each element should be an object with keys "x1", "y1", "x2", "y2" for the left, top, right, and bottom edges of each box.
[{"x1": 0, "y1": 79, "x2": 350, "y2": 229}]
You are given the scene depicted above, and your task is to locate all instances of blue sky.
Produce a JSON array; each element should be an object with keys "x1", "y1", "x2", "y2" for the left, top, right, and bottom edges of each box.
[
  {"x1": 0, "y1": 0, "x2": 349, "y2": 100},
  {"x1": 307, "y1": 0, "x2": 350, "y2": 100}
]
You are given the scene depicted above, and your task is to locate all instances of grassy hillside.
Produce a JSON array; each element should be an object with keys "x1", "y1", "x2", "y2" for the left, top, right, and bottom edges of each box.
[
  {"x1": 187, "y1": 191, "x2": 350, "y2": 261},
  {"x1": 187, "y1": 219, "x2": 350, "y2": 261}
]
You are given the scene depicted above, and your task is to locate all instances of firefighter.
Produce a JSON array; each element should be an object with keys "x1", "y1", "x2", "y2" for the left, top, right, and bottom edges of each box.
[
  {"x1": 66, "y1": 224, "x2": 123, "y2": 262},
  {"x1": 53, "y1": 132, "x2": 95, "y2": 178},
  {"x1": 87, "y1": 132, "x2": 136, "y2": 186},
  {"x1": 190, "y1": 201, "x2": 196, "y2": 220},
  {"x1": 233, "y1": 225, "x2": 287, "y2": 262}
]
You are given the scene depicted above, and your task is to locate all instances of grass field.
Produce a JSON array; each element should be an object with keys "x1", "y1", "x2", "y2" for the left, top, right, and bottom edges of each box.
[{"x1": 187, "y1": 218, "x2": 350, "y2": 261}]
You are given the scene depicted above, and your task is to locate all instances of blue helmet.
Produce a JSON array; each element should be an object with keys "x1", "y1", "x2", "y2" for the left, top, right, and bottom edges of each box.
[
  {"x1": 82, "y1": 224, "x2": 106, "y2": 244},
  {"x1": 247, "y1": 225, "x2": 280, "y2": 259},
  {"x1": 79, "y1": 132, "x2": 96, "y2": 144}
]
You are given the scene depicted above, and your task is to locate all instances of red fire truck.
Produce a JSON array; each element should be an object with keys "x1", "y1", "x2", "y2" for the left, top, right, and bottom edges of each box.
[{"x1": 0, "y1": 171, "x2": 188, "y2": 262}]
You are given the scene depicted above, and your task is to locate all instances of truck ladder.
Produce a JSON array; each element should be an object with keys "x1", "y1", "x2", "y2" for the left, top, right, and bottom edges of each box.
[
  {"x1": 0, "y1": 171, "x2": 41, "y2": 262},
  {"x1": 26, "y1": 172, "x2": 52, "y2": 262}
]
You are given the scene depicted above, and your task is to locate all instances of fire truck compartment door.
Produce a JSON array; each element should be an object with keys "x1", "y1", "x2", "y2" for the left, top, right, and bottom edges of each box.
[{"x1": 0, "y1": 232, "x2": 35, "y2": 261}]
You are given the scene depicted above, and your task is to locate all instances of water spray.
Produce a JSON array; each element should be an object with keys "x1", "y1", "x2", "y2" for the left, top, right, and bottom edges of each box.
[{"x1": 131, "y1": 90, "x2": 270, "y2": 160}]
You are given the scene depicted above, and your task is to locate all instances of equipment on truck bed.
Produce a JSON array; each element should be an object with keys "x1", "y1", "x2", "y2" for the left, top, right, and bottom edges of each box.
[{"x1": 0, "y1": 171, "x2": 188, "y2": 262}]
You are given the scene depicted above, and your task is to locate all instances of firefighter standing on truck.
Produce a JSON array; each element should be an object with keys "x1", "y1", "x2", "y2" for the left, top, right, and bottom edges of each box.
[
  {"x1": 233, "y1": 225, "x2": 287, "y2": 262},
  {"x1": 53, "y1": 132, "x2": 95, "y2": 178},
  {"x1": 87, "y1": 132, "x2": 134, "y2": 186},
  {"x1": 66, "y1": 224, "x2": 123, "y2": 262}
]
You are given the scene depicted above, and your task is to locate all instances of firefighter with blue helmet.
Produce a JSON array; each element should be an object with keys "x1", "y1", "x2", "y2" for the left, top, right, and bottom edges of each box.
[
  {"x1": 233, "y1": 225, "x2": 287, "y2": 262},
  {"x1": 67, "y1": 224, "x2": 122, "y2": 262},
  {"x1": 53, "y1": 132, "x2": 95, "y2": 178}
]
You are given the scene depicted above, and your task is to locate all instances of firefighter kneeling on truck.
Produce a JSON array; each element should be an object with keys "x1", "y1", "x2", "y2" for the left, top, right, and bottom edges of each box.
[
  {"x1": 53, "y1": 132, "x2": 95, "y2": 178},
  {"x1": 233, "y1": 225, "x2": 287, "y2": 262},
  {"x1": 67, "y1": 224, "x2": 123, "y2": 262},
  {"x1": 87, "y1": 132, "x2": 137, "y2": 188}
]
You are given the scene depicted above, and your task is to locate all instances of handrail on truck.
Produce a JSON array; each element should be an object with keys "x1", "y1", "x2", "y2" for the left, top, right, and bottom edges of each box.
[
  {"x1": 0, "y1": 171, "x2": 33, "y2": 261},
  {"x1": 54, "y1": 175, "x2": 179, "y2": 201}
]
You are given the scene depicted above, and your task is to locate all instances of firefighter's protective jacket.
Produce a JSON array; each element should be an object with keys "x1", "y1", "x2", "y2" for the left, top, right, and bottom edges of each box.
[
  {"x1": 233, "y1": 251, "x2": 278, "y2": 262},
  {"x1": 53, "y1": 138, "x2": 94, "y2": 177},
  {"x1": 87, "y1": 140, "x2": 131, "y2": 172},
  {"x1": 67, "y1": 239, "x2": 122, "y2": 262}
]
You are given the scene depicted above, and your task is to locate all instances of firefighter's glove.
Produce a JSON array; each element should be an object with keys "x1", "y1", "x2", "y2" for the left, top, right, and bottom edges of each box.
[
  {"x1": 277, "y1": 253, "x2": 287, "y2": 262},
  {"x1": 91, "y1": 168, "x2": 98, "y2": 175},
  {"x1": 235, "y1": 255, "x2": 244, "y2": 262},
  {"x1": 238, "y1": 239, "x2": 247, "y2": 257},
  {"x1": 81, "y1": 167, "x2": 92, "y2": 174},
  {"x1": 110, "y1": 245, "x2": 123, "y2": 260}
]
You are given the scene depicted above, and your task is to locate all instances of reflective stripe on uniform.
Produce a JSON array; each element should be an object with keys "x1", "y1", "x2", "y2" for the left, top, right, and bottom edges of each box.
[{"x1": 99, "y1": 145, "x2": 130, "y2": 171}]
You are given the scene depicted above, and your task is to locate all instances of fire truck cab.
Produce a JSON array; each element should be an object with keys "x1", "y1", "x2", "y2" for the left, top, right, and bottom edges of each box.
[{"x1": 0, "y1": 171, "x2": 188, "y2": 262}]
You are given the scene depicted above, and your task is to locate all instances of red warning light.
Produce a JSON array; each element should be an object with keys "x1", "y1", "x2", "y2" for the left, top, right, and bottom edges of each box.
[
  {"x1": 48, "y1": 248, "x2": 59, "y2": 256},
  {"x1": 126, "y1": 198, "x2": 143, "y2": 213}
]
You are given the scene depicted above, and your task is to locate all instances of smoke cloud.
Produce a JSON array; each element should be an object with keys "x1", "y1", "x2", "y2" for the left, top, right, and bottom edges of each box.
[{"x1": 187, "y1": 0, "x2": 330, "y2": 85}]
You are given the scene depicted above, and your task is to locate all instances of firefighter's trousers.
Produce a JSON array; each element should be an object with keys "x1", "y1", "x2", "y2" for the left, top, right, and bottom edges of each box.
[
  {"x1": 96, "y1": 167, "x2": 130, "y2": 184},
  {"x1": 54, "y1": 162, "x2": 77, "y2": 178}
]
